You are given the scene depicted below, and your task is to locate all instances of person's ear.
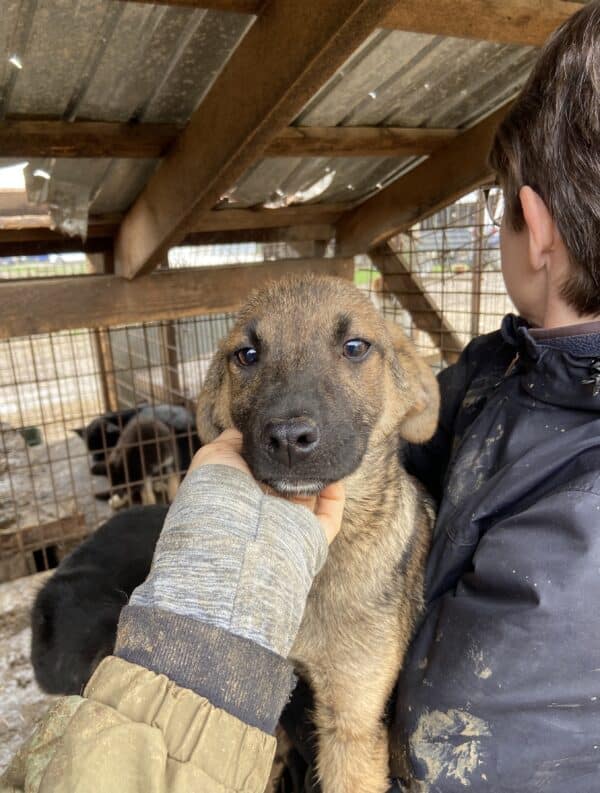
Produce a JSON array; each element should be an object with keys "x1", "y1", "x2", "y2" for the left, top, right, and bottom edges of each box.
[{"x1": 519, "y1": 186, "x2": 558, "y2": 272}]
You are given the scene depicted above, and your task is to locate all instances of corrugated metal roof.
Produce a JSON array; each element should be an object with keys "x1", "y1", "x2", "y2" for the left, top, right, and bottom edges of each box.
[
  {"x1": 0, "y1": 1, "x2": 539, "y2": 223},
  {"x1": 231, "y1": 30, "x2": 537, "y2": 206}
]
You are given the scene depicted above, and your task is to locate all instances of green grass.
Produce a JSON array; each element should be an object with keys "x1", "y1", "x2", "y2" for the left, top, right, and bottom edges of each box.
[{"x1": 354, "y1": 267, "x2": 379, "y2": 286}]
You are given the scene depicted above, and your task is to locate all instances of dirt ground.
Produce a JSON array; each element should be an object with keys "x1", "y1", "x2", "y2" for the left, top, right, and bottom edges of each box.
[{"x1": 0, "y1": 571, "x2": 56, "y2": 773}]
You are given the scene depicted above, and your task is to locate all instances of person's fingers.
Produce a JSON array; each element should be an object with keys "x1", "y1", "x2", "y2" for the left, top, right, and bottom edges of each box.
[
  {"x1": 188, "y1": 429, "x2": 251, "y2": 477},
  {"x1": 213, "y1": 428, "x2": 244, "y2": 453},
  {"x1": 287, "y1": 493, "x2": 318, "y2": 513},
  {"x1": 314, "y1": 482, "x2": 346, "y2": 544}
]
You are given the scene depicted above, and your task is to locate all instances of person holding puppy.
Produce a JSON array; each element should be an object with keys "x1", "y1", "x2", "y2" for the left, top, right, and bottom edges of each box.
[{"x1": 3, "y1": 2, "x2": 600, "y2": 792}]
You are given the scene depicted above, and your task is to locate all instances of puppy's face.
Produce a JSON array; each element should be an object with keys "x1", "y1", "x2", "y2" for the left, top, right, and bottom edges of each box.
[{"x1": 197, "y1": 276, "x2": 439, "y2": 495}]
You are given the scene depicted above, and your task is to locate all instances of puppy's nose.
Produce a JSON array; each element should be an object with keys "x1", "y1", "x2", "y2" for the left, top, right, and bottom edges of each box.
[{"x1": 264, "y1": 418, "x2": 320, "y2": 466}]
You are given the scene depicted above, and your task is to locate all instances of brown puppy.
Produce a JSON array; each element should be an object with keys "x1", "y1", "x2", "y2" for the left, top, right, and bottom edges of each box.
[{"x1": 196, "y1": 275, "x2": 439, "y2": 793}]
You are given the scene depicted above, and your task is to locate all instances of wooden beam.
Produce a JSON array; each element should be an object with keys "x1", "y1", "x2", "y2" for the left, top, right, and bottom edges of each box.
[
  {"x1": 0, "y1": 120, "x2": 181, "y2": 159},
  {"x1": 0, "y1": 235, "x2": 113, "y2": 257},
  {"x1": 370, "y1": 242, "x2": 462, "y2": 364},
  {"x1": 113, "y1": 0, "x2": 261, "y2": 13},
  {"x1": 114, "y1": 0, "x2": 402, "y2": 280},
  {"x1": 184, "y1": 224, "x2": 335, "y2": 246},
  {"x1": 93, "y1": 328, "x2": 119, "y2": 412},
  {"x1": 267, "y1": 126, "x2": 458, "y2": 158},
  {"x1": 114, "y1": 0, "x2": 581, "y2": 44},
  {"x1": 0, "y1": 120, "x2": 457, "y2": 159},
  {"x1": 0, "y1": 258, "x2": 354, "y2": 338},
  {"x1": 193, "y1": 203, "x2": 349, "y2": 231},
  {"x1": 336, "y1": 103, "x2": 511, "y2": 255},
  {"x1": 0, "y1": 205, "x2": 346, "y2": 256},
  {"x1": 381, "y1": 0, "x2": 581, "y2": 47}
]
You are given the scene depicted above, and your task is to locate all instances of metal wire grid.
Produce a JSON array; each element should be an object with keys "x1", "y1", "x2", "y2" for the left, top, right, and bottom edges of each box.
[
  {"x1": 0, "y1": 253, "x2": 97, "y2": 280},
  {"x1": 357, "y1": 188, "x2": 514, "y2": 367},
  {"x1": 0, "y1": 313, "x2": 234, "y2": 582}
]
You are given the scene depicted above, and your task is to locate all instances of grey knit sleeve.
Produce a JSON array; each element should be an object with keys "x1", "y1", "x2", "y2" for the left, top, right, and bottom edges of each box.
[{"x1": 128, "y1": 464, "x2": 328, "y2": 659}]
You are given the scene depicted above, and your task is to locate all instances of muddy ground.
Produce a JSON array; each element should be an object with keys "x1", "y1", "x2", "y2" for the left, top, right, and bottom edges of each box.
[{"x1": 0, "y1": 572, "x2": 56, "y2": 773}]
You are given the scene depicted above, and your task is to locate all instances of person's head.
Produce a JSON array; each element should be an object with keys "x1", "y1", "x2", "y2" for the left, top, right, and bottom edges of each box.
[{"x1": 489, "y1": 1, "x2": 600, "y2": 327}]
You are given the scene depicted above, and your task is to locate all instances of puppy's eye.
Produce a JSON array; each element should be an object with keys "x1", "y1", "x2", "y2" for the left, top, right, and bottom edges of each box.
[
  {"x1": 343, "y1": 339, "x2": 371, "y2": 361},
  {"x1": 235, "y1": 347, "x2": 259, "y2": 366}
]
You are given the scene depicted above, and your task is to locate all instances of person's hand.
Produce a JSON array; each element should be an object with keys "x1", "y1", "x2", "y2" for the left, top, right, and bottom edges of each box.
[{"x1": 188, "y1": 428, "x2": 345, "y2": 544}]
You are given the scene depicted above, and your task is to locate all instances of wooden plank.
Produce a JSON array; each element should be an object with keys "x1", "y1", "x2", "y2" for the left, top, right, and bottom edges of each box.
[
  {"x1": 0, "y1": 258, "x2": 354, "y2": 338},
  {"x1": 93, "y1": 329, "x2": 119, "y2": 412},
  {"x1": 268, "y1": 126, "x2": 458, "y2": 157},
  {"x1": 193, "y1": 203, "x2": 349, "y2": 231},
  {"x1": 0, "y1": 205, "x2": 345, "y2": 255},
  {"x1": 0, "y1": 205, "x2": 345, "y2": 241},
  {"x1": 370, "y1": 243, "x2": 462, "y2": 364},
  {"x1": 161, "y1": 322, "x2": 181, "y2": 399},
  {"x1": 185, "y1": 224, "x2": 336, "y2": 246},
  {"x1": 0, "y1": 120, "x2": 457, "y2": 159},
  {"x1": 113, "y1": 0, "x2": 261, "y2": 13},
  {"x1": 381, "y1": 0, "x2": 580, "y2": 47},
  {"x1": 336, "y1": 103, "x2": 511, "y2": 255},
  {"x1": 0, "y1": 225, "x2": 336, "y2": 255},
  {"x1": 0, "y1": 120, "x2": 181, "y2": 159},
  {"x1": 114, "y1": 0, "x2": 580, "y2": 44},
  {"x1": 0, "y1": 236, "x2": 113, "y2": 257},
  {"x1": 114, "y1": 0, "x2": 402, "y2": 279}
]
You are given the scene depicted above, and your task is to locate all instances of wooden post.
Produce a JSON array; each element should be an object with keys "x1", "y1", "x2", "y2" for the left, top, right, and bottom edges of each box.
[
  {"x1": 93, "y1": 329, "x2": 118, "y2": 412},
  {"x1": 370, "y1": 242, "x2": 463, "y2": 364},
  {"x1": 161, "y1": 322, "x2": 181, "y2": 402}
]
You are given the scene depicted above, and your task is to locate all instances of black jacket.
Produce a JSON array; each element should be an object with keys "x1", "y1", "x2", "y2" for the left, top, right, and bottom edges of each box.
[
  {"x1": 393, "y1": 314, "x2": 600, "y2": 792},
  {"x1": 280, "y1": 315, "x2": 600, "y2": 793}
]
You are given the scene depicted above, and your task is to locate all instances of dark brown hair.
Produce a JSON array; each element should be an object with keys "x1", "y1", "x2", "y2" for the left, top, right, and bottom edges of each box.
[{"x1": 489, "y1": 1, "x2": 600, "y2": 316}]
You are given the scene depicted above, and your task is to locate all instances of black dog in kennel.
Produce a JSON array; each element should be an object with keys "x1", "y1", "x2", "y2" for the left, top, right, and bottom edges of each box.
[
  {"x1": 31, "y1": 505, "x2": 166, "y2": 694},
  {"x1": 76, "y1": 404, "x2": 201, "y2": 509}
]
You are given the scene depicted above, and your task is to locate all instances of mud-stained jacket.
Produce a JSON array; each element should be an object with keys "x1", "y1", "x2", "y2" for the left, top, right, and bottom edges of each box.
[
  {"x1": 392, "y1": 314, "x2": 600, "y2": 792},
  {"x1": 0, "y1": 656, "x2": 276, "y2": 793}
]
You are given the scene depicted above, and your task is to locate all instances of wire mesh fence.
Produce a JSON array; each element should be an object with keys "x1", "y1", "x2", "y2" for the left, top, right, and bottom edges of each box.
[
  {"x1": 0, "y1": 314, "x2": 234, "y2": 583},
  {"x1": 0, "y1": 187, "x2": 514, "y2": 582},
  {"x1": 356, "y1": 188, "x2": 514, "y2": 368}
]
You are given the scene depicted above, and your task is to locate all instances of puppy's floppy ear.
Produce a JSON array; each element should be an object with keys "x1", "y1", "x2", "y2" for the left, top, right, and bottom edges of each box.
[
  {"x1": 195, "y1": 345, "x2": 233, "y2": 443},
  {"x1": 385, "y1": 321, "x2": 440, "y2": 444}
]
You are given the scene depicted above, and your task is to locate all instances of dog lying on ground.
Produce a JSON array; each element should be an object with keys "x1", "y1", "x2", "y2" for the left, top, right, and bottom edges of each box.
[
  {"x1": 74, "y1": 407, "x2": 139, "y2": 465},
  {"x1": 31, "y1": 275, "x2": 437, "y2": 791},
  {"x1": 83, "y1": 405, "x2": 200, "y2": 509},
  {"x1": 76, "y1": 404, "x2": 200, "y2": 470},
  {"x1": 196, "y1": 274, "x2": 439, "y2": 793},
  {"x1": 92, "y1": 416, "x2": 181, "y2": 510},
  {"x1": 31, "y1": 505, "x2": 167, "y2": 695}
]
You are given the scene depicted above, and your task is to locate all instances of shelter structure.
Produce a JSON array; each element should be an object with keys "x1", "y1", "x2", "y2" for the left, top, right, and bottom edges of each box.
[
  {"x1": 0, "y1": 0, "x2": 583, "y2": 575},
  {"x1": 0, "y1": 0, "x2": 588, "y2": 766}
]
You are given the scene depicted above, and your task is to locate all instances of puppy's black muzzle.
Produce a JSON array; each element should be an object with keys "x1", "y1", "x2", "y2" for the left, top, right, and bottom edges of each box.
[{"x1": 263, "y1": 417, "x2": 320, "y2": 467}]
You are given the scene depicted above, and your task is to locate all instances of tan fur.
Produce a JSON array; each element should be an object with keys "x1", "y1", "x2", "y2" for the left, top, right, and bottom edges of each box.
[{"x1": 196, "y1": 276, "x2": 439, "y2": 793}]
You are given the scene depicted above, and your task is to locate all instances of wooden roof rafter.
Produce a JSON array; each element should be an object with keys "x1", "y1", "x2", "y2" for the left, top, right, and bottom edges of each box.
[
  {"x1": 114, "y1": 0, "x2": 581, "y2": 46},
  {"x1": 113, "y1": 0, "x2": 404, "y2": 279},
  {"x1": 336, "y1": 102, "x2": 511, "y2": 255},
  {"x1": 0, "y1": 120, "x2": 459, "y2": 159},
  {"x1": 0, "y1": 204, "x2": 347, "y2": 256}
]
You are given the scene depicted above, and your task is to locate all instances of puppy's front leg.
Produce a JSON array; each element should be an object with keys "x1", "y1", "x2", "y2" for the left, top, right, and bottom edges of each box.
[
  {"x1": 315, "y1": 706, "x2": 389, "y2": 793},
  {"x1": 312, "y1": 662, "x2": 397, "y2": 793}
]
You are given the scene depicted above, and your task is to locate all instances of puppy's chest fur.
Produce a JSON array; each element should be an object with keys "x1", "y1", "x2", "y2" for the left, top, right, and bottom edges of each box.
[{"x1": 290, "y1": 452, "x2": 431, "y2": 676}]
